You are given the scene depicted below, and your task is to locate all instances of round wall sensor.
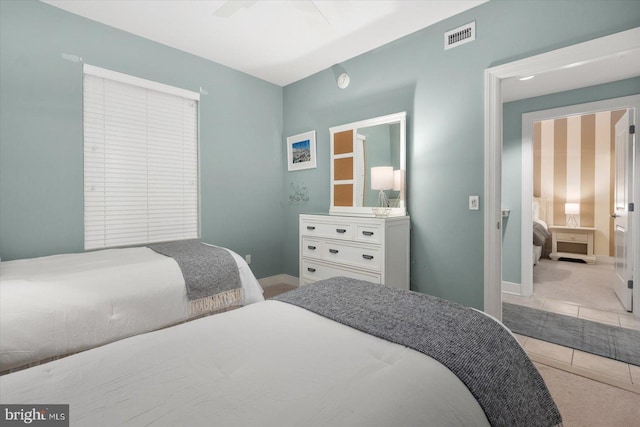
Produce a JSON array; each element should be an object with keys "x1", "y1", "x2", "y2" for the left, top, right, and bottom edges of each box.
[{"x1": 337, "y1": 73, "x2": 350, "y2": 89}]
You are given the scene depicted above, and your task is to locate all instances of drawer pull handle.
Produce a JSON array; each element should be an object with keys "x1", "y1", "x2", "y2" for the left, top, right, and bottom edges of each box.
[
  {"x1": 329, "y1": 249, "x2": 339, "y2": 254},
  {"x1": 362, "y1": 231, "x2": 374, "y2": 236},
  {"x1": 336, "y1": 228, "x2": 347, "y2": 233},
  {"x1": 307, "y1": 267, "x2": 316, "y2": 273},
  {"x1": 362, "y1": 254, "x2": 374, "y2": 260},
  {"x1": 307, "y1": 245, "x2": 316, "y2": 250},
  {"x1": 307, "y1": 226, "x2": 316, "y2": 230}
]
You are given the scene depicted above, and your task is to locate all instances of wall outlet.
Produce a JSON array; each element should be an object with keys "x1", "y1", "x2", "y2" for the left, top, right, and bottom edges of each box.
[
  {"x1": 469, "y1": 196, "x2": 479, "y2": 210},
  {"x1": 245, "y1": 254, "x2": 251, "y2": 264}
]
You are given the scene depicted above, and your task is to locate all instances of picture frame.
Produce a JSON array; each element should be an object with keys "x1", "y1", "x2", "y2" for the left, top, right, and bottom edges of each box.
[{"x1": 287, "y1": 130, "x2": 317, "y2": 171}]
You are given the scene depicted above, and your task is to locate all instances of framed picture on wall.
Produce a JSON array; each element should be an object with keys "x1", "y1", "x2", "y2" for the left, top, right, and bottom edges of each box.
[{"x1": 287, "y1": 130, "x2": 317, "y2": 171}]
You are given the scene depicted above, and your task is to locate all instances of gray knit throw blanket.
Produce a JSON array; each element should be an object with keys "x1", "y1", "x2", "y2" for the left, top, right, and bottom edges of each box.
[{"x1": 147, "y1": 240, "x2": 242, "y2": 315}]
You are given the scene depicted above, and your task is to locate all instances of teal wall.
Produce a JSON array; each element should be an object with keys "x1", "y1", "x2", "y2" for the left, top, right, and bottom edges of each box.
[
  {"x1": 502, "y1": 77, "x2": 640, "y2": 284},
  {"x1": 2, "y1": 0, "x2": 639, "y2": 308},
  {"x1": 283, "y1": 0, "x2": 640, "y2": 308},
  {"x1": 0, "y1": 1, "x2": 284, "y2": 279}
]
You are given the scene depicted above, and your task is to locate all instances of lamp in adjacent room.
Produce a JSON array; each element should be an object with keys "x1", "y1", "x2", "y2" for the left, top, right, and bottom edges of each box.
[
  {"x1": 371, "y1": 166, "x2": 394, "y2": 217},
  {"x1": 565, "y1": 203, "x2": 580, "y2": 227}
]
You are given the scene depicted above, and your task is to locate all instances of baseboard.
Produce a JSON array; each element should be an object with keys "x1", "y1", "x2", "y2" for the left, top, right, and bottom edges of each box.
[
  {"x1": 258, "y1": 274, "x2": 298, "y2": 288},
  {"x1": 596, "y1": 255, "x2": 614, "y2": 265},
  {"x1": 501, "y1": 281, "x2": 521, "y2": 295}
]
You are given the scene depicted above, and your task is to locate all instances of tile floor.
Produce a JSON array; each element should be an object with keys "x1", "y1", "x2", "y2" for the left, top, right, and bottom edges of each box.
[{"x1": 513, "y1": 332, "x2": 640, "y2": 393}]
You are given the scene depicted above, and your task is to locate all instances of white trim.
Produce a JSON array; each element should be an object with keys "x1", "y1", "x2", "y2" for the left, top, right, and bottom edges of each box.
[
  {"x1": 520, "y1": 115, "x2": 534, "y2": 298},
  {"x1": 484, "y1": 27, "x2": 640, "y2": 321},
  {"x1": 329, "y1": 112, "x2": 407, "y2": 134},
  {"x1": 484, "y1": 68, "x2": 503, "y2": 319},
  {"x1": 83, "y1": 64, "x2": 200, "y2": 101},
  {"x1": 520, "y1": 95, "x2": 640, "y2": 297},
  {"x1": 501, "y1": 281, "x2": 521, "y2": 295}
]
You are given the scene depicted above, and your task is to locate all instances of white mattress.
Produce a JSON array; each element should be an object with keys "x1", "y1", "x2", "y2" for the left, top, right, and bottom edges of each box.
[
  {"x1": 0, "y1": 246, "x2": 264, "y2": 372},
  {"x1": 0, "y1": 301, "x2": 489, "y2": 427}
]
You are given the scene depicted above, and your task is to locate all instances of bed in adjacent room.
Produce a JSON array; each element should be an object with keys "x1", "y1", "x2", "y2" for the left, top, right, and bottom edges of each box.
[
  {"x1": 0, "y1": 240, "x2": 263, "y2": 374},
  {"x1": 533, "y1": 197, "x2": 551, "y2": 265},
  {"x1": 0, "y1": 277, "x2": 562, "y2": 427}
]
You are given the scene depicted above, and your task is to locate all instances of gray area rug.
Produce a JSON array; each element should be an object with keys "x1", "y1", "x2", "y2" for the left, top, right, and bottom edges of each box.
[{"x1": 503, "y1": 303, "x2": 640, "y2": 366}]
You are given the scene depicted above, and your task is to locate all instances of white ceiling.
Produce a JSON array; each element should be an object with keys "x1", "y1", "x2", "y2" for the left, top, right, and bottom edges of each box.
[
  {"x1": 43, "y1": 1, "x2": 639, "y2": 96},
  {"x1": 43, "y1": 0, "x2": 488, "y2": 86}
]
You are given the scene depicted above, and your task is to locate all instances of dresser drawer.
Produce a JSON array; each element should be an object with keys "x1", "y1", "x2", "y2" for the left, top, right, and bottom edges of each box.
[
  {"x1": 557, "y1": 232, "x2": 588, "y2": 243},
  {"x1": 301, "y1": 259, "x2": 381, "y2": 284},
  {"x1": 322, "y1": 241, "x2": 382, "y2": 271},
  {"x1": 302, "y1": 237, "x2": 323, "y2": 259},
  {"x1": 355, "y1": 224, "x2": 382, "y2": 244},
  {"x1": 301, "y1": 219, "x2": 354, "y2": 240}
]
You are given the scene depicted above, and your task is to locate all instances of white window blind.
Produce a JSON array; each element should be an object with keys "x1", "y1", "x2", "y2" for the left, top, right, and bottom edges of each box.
[{"x1": 83, "y1": 65, "x2": 199, "y2": 250}]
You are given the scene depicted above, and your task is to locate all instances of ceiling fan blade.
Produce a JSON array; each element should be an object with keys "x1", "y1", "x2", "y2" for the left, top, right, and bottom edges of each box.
[
  {"x1": 213, "y1": 0, "x2": 257, "y2": 18},
  {"x1": 293, "y1": 0, "x2": 329, "y2": 24}
]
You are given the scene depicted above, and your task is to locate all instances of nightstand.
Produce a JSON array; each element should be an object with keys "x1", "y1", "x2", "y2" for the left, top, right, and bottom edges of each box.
[{"x1": 548, "y1": 226, "x2": 596, "y2": 264}]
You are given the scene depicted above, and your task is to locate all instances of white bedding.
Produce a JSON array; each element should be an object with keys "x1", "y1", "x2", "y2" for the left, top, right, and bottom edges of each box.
[
  {"x1": 0, "y1": 246, "x2": 263, "y2": 373},
  {"x1": 0, "y1": 301, "x2": 489, "y2": 427}
]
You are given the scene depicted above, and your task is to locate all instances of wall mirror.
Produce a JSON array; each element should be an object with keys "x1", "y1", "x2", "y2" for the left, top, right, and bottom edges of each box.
[{"x1": 329, "y1": 112, "x2": 406, "y2": 217}]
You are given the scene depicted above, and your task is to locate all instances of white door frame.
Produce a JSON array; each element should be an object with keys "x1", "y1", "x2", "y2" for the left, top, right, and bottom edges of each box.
[
  {"x1": 520, "y1": 96, "x2": 640, "y2": 299},
  {"x1": 484, "y1": 27, "x2": 640, "y2": 321}
]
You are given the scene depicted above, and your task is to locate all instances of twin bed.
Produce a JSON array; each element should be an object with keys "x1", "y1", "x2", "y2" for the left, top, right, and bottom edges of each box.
[
  {"x1": 0, "y1": 243, "x2": 562, "y2": 426},
  {"x1": 0, "y1": 241, "x2": 263, "y2": 374}
]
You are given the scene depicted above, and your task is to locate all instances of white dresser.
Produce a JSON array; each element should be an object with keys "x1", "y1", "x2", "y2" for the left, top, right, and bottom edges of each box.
[{"x1": 299, "y1": 214, "x2": 410, "y2": 290}]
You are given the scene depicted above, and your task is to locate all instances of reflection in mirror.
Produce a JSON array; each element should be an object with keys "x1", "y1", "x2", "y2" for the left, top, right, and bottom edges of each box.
[{"x1": 329, "y1": 112, "x2": 406, "y2": 217}]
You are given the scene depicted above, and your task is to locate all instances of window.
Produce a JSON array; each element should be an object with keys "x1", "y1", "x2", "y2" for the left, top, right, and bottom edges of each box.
[{"x1": 83, "y1": 64, "x2": 199, "y2": 250}]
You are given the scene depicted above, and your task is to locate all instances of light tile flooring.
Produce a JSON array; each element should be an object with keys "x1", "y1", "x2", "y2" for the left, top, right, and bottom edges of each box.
[
  {"x1": 513, "y1": 332, "x2": 640, "y2": 394},
  {"x1": 503, "y1": 259, "x2": 640, "y2": 393}
]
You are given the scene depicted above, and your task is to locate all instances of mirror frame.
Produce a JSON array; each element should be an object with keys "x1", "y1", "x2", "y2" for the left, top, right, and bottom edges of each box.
[{"x1": 329, "y1": 112, "x2": 407, "y2": 217}]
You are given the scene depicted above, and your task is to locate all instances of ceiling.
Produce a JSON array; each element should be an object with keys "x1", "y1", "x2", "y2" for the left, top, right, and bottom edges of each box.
[
  {"x1": 43, "y1": 0, "x2": 487, "y2": 86},
  {"x1": 43, "y1": 1, "x2": 639, "y2": 96},
  {"x1": 501, "y1": 47, "x2": 640, "y2": 102}
]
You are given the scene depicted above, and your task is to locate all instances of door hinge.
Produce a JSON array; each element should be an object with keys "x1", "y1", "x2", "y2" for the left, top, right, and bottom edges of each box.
[
  {"x1": 628, "y1": 280, "x2": 633, "y2": 289},
  {"x1": 630, "y1": 124, "x2": 635, "y2": 134},
  {"x1": 629, "y1": 203, "x2": 635, "y2": 212}
]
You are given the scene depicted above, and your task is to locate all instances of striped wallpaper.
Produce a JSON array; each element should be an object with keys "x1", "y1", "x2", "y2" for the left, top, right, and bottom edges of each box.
[{"x1": 533, "y1": 109, "x2": 626, "y2": 256}]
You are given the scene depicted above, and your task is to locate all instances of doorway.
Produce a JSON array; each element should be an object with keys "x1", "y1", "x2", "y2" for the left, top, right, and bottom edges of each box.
[
  {"x1": 483, "y1": 27, "x2": 640, "y2": 322},
  {"x1": 505, "y1": 100, "x2": 637, "y2": 328}
]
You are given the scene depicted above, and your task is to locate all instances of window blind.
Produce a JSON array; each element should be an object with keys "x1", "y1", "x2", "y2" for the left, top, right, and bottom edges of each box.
[{"x1": 83, "y1": 66, "x2": 199, "y2": 250}]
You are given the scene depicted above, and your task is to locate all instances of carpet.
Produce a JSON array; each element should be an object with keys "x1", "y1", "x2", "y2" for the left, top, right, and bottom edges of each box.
[{"x1": 502, "y1": 303, "x2": 640, "y2": 366}]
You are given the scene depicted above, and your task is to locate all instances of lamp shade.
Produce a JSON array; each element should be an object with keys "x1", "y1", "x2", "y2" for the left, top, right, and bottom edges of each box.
[
  {"x1": 371, "y1": 166, "x2": 394, "y2": 190},
  {"x1": 565, "y1": 203, "x2": 580, "y2": 215}
]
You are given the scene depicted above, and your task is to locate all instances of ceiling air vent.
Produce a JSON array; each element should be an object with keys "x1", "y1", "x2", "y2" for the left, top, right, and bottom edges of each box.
[{"x1": 444, "y1": 21, "x2": 475, "y2": 50}]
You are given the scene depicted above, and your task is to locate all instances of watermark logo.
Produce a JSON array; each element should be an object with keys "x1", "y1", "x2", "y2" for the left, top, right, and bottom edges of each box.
[{"x1": 1, "y1": 405, "x2": 68, "y2": 426}]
